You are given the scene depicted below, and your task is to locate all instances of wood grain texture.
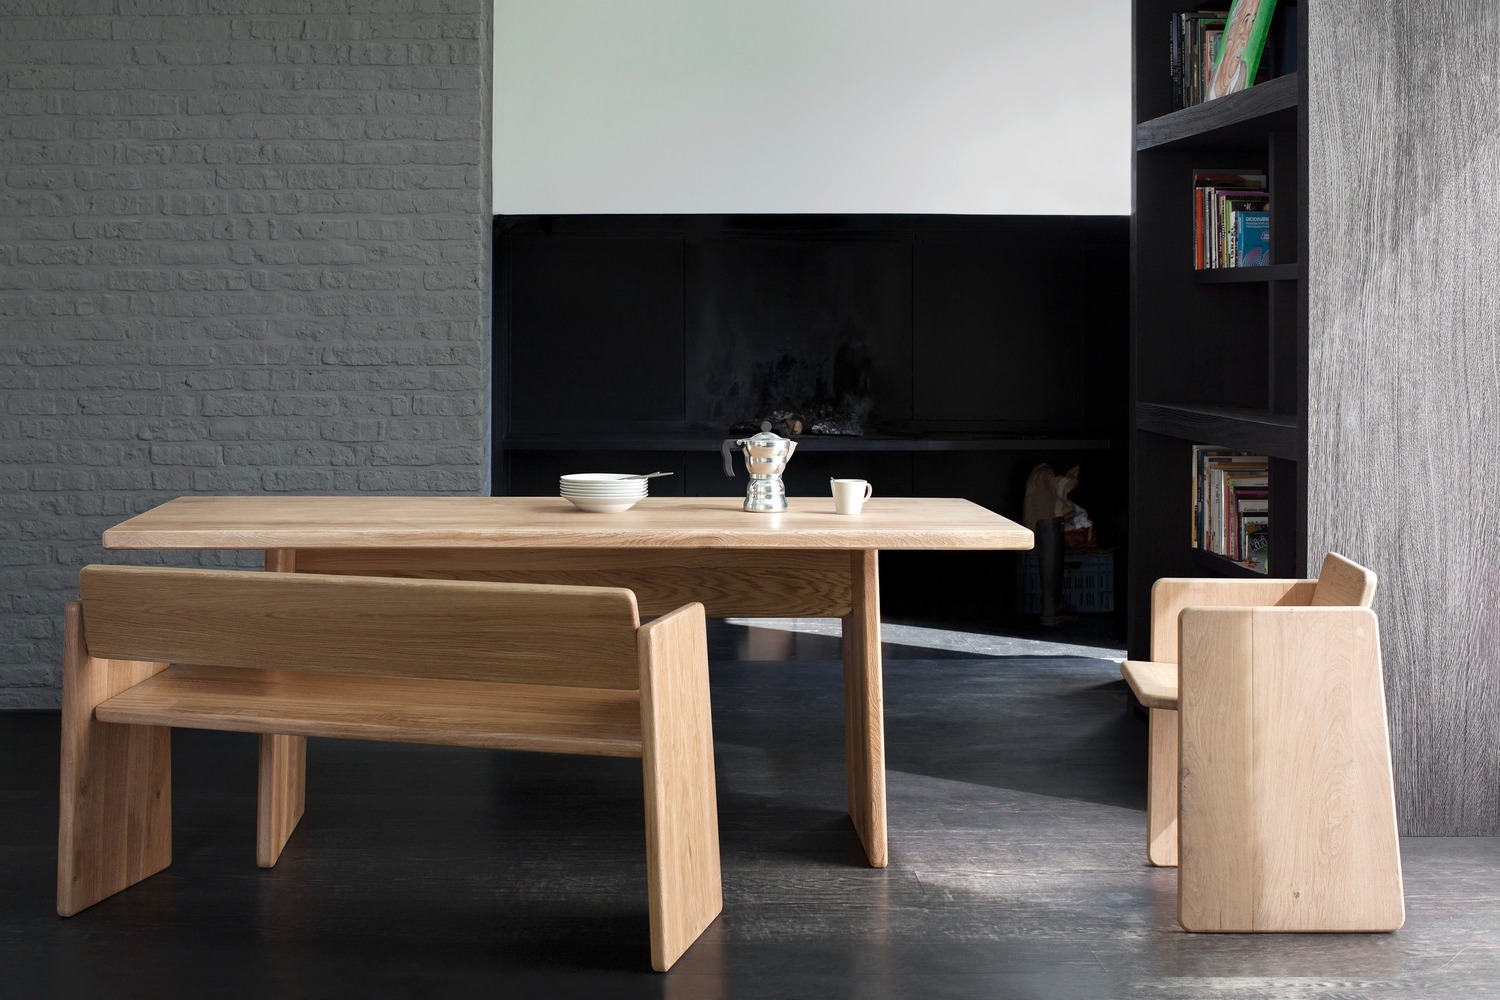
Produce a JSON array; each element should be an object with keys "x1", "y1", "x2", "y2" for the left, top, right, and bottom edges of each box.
[
  {"x1": 1128, "y1": 561, "x2": 1372, "y2": 870},
  {"x1": 843, "y1": 550, "x2": 888, "y2": 869},
  {"x1": 637, "y1": 603, "x2": 722, "y2": 972},
  {"x1": 1176, "y1": 606, "x2": 1256, "y2": 931},
  {"x1": 79, "y1": 565, "x2": 642, "y2": 690},
  {"x1": 95, "y1": 664, "x2": 646, "y2": 757},
  {"x1": 1134, "y1": 403, "x2": 1299, "y2": 460},
  {"x1": 1177, "y1": 606, "x2": 1403, "y2": 932},
  {"x1": 293, "y1": 547, "x2": 855, "y2": 618},
  {"x1": 100, "y1": 495, "x2": 1033, "y2": 552},
  {"x1": 1306, "y1": 1, "x2": 1500, "y2": 835},
  {"x1": 1249, "y1": 607, "x2": 1403, "y2": 931},
  {"x1": 1148, "y1": 577, "x2": 1316, "y2": 663},
  {"x1": 258, "y1": 548, "x2": 305, "y2": 870},
  {"x1": 1135, "y1": 71, "x2": 1298, "y2": 150},
  {"x1": 1120, "y1": 660, "x2": 1178, "y2": 710},
  {"x1": 1146, "y1": 706, "x2": 1179, "y2": 868},
  {"x1": 1309, "y1": 552, "x2": 1377, "y2": 608},
  {"x1": 257, "y1": 734, "x2": 305, "y2": 869},
  {"x1": 56, "y1": 602, "x2": 172, "y2": 917}
]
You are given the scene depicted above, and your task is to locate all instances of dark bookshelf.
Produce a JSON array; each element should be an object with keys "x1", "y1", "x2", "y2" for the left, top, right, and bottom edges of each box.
[
  {"x1": 1128, "y1": 2, "x2": 1307, "y2": 656},
  {"x1": 1134, "y1": 403, "x2": 1297, "y2": 459},
  {"x1": 1136, "y1": 73, "x2": 1298, "y2": 151},
  {"x1": 1194, "y1": 262, "x2": 1298, "y2": 283},
  {"x1": 1191, "y1": 548, "x2": 1267, "y2": 578}
]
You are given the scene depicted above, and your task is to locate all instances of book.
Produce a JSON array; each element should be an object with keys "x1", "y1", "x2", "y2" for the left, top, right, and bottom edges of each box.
[
  {"x1": 1193, "y1": 451, "x2": 1266, "y2": 552},
  {"x1": 1171, "y1": 10, "x2": 1228, "y2": 109},
  {"x1": 1240, "y1": 516, "x2": 1270, "y2": 571},
  {"x1": 1235, "y1": 211, "x2": 1271, "y2": 266},
  {"x1": 1206, "y1": 0, "x2": 1279, "y2": 100},
  {"x1": 1219, "y1": 194, "x2": 1269, "y2": 266},
  {"x1": 1191, "y1": 171, "x2": 1266, "y2": 268}
]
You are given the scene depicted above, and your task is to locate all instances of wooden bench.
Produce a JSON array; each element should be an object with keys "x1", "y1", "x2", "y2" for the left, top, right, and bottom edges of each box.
[
  {"x1": 59, "y1": 565, "x2": 722, "y2": 972},
  {"x1": 1121, "y1": 553, "x2": 1402, "y2": 932}
]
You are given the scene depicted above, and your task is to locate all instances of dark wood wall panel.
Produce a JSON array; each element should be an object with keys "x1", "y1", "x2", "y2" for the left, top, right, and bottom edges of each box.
[
  {"x1": 1307, "y1": 0, "x2": 1500, "y2": 834},
  {"x1": 685, "y1": 237, "x2": 913, "y2": 429},
  {"x1": 509, "y1": 234, "x2": 686, "y2": 431}
]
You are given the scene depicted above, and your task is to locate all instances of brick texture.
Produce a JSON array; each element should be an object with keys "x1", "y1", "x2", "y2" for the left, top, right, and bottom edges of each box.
[{"x1": 0, "y1": 2, "x2": 492, "y2": 707}]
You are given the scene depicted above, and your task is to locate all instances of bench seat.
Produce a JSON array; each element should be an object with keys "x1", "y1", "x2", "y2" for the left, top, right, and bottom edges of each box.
[{"x1": 95, "y1": 664, "x2": 645, "y2": 758}]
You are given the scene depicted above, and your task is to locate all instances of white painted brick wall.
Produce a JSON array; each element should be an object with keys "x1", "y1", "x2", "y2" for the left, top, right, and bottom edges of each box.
[{"x1": 0, "y1": 1, "x2": 492, "y2": 707}]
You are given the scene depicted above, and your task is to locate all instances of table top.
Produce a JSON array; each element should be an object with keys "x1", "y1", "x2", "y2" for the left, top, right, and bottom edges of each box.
[{"x1": 103, "y1": 496, "x2": 1033, "y2": 552}]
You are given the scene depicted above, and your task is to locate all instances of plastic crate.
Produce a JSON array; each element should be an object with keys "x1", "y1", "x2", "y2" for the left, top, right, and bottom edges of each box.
[{"x1": 1017, "y1": 551, "x2": 1115, "y2": 614}]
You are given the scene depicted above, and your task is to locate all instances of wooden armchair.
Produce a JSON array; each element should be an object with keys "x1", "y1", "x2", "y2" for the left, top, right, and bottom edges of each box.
[
  {"x1": 1121, "y1": 553, "x2": 1403, "y2": 932},
  {"x1": 59, "y1": 566, "x2": 722, "y2": 971}
]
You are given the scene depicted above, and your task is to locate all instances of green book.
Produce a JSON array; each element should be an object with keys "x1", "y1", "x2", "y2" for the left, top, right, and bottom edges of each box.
[{"x1": 1206, "y1": 0, "x2": 1279, "y2": 100}]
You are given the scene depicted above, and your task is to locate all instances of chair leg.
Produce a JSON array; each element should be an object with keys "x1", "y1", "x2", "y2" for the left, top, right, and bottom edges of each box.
[
  {"x1": 1146, "y1": 707, "x2": 1179, "y2": 867},
  {"x1": 57, "y1": 602, "x2": 172, "y2": 917},
  {"x1": 638, "y1": 603, "x2": 723, "y2": 972}
]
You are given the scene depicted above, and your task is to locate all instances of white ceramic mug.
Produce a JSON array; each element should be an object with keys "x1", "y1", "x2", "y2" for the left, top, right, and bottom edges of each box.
[{"x1": 831, "y1": 478, "x2": 873, "y2": 515}]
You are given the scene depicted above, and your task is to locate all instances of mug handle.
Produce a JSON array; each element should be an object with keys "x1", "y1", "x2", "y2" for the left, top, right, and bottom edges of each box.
[{"x1": 862, "y1": 482, "x2": 873, "y2": 501}]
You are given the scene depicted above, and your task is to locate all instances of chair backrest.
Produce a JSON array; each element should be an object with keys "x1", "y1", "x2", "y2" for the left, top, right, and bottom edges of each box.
[
  {"x1": 1310, "y1": 552, "x2": 1377, "y2": 608},
  {"x1": 78, "y1": 565, "x2": 643, "y2": 689}
]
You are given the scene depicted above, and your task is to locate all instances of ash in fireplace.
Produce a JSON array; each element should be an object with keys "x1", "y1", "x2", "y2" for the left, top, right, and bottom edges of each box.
[{"x1": 729, "y1": 341, "x2": 874, "y2": 437}]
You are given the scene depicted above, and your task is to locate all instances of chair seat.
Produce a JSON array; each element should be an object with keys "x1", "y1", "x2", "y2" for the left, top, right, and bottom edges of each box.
[{"x1": 1121, "y1": 659, "x2": 1178, "y2": 710}]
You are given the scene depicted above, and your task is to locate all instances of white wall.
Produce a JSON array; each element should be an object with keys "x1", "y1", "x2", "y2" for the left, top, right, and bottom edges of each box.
[{"x1": 493, "y1": 0, "x2": 1130, "y2": 215}]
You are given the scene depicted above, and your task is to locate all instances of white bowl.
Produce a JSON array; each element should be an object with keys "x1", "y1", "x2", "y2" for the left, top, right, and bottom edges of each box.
[
  {"x1": 560, "y1": 487, "x2": 648, "y2": 497},
  {"x1": 558, "y1": 479, "x2": 639, "y2": 491},
  {"x1": 564, "y1": 496, "x2": 641, "y2": 513}
]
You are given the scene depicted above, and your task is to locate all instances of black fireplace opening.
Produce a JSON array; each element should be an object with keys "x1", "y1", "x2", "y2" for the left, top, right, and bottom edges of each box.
[{"x1": 492, "y1": 213, "x2": 1129, "y2": 635}]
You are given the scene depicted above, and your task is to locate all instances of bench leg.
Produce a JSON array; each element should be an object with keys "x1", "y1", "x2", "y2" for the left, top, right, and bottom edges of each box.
[
  {"x1": 842, "y1": 550, "x2": 888, "y2": 868},
  {"x1": 57, "y1": 602, "x2": 172, "y2": 917},
  {"x1": 1147, "y1": 707, "x2": 1179, "y2": 867},
  {"x1": 257, "y1": 549, "x2": 307, "y2": 868},
  {"x1": 257, "y1": 734, "x2": 306, "y2": 868},
  {"x1": 639, "y1": 604, "x2": 723, "y2": 972}
]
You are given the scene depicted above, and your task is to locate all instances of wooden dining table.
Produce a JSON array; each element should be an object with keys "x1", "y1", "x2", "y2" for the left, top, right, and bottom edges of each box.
[{"x1": 103, "y1": 494, "x2": 1033, "y2": 868}]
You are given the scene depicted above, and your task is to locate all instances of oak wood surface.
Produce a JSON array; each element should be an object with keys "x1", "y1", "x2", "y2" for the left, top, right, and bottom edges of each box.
[
  {"x1": 1146, "y1": 707, "x2": 1179, "y2": 868},
  {"x1": 1177, "y1": 606, "x2": 1256, "y2": 931},
  {"x1": 843, "y1": 550, "x2": 888, "y2": 869},
  {"x1": 257, "y1": 734, "x2": 304, "y2": 868},
  {"x1": 101, "y1": 495, "x2": 1033, "y2": 552},
  {"x1": 1249, "y1": 607, "x2": 1403, "y2": 931},
  {"x1": 79, "y1": 565, "x2": 642, "y2": 690},
  {"x1": 56, "y1": 603, "x2": 172, "y2": 917},
  {"x1": 95, "y1": 664, "x2": 646, "y2": 757},
  {"x1": 637, "y1": 603, "x2": 722, "y2": 972},
  {"x1": 1120, "y1": 660, "x2": 1177, "y2": 710},
  {"x1": 257, "y1": 548, "x2": 305, "y2": 869},
  {"x1": 293, "y1": 547, "x2": 855, "y2": 618},
  {"x1": 1149, "y1": 577, "x2": 1316, "y2": 664},
  {"x1": 1178, "y1": 606, "x2": 1404, "y2": 932},
  {"x1": 1309, "y1": 552, "x2": 1377, "y2": 608}
]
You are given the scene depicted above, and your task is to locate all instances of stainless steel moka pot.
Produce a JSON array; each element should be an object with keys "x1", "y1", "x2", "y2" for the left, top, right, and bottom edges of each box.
[{"x1": 722, "y1": 422, "x2": 797, "y2": 512}]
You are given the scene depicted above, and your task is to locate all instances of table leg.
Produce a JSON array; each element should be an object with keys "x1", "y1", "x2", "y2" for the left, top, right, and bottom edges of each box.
[
  {"x1": 258, "y1": 548, "x2": 306, "y2": 868},
  {"x1": 842, "y1": 550, "x2": 888, "y2": 868}
]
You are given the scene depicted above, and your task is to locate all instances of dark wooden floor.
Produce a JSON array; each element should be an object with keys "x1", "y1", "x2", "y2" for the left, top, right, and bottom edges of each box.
[{"x1": 4, "y1": 622, "x2": 1497, "y2": 998}]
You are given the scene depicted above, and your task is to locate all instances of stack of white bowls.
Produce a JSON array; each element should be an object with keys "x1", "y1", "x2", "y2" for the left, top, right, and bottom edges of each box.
[{"x1": 559, "y1": 473, "x2": 649, "y2": 513}]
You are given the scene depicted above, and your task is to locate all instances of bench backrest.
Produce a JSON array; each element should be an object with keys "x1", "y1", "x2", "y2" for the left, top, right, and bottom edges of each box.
[
  {"x1": 1310, "y1": 552, "x2": 1377, "y2": 608},
  {"x1": 79, "y1": 565, "x2": 643, "y2": 690}
]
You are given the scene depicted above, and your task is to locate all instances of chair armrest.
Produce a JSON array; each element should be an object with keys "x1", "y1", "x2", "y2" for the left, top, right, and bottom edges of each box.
[{"x1": 1149, "y1": 577, "x2": 1317, "y2": 663}]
